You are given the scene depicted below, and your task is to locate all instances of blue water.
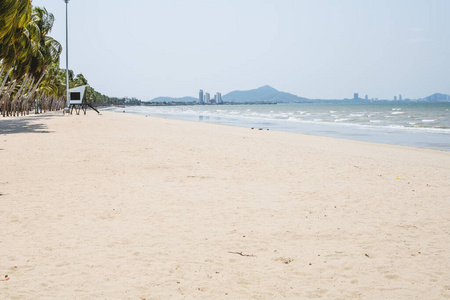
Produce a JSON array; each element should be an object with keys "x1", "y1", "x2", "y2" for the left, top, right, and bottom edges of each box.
[{"x1": 109, "y1": 102, "x2": 450, "y2": 151}]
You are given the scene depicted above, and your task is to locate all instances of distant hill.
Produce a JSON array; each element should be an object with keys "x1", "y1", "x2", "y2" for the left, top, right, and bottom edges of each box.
[
  {"x1": 422, "y1": 93, "x2": 450, "y2": 102},
  {"x1": 150, "y1": 96, "x2": 197, "y2": 102},
  {"x1": 222, "y1": 85, "x2": 308, "y2": 103},
  {"x1": 148, "y1": 89, "x2": 449, "y2": 104}
]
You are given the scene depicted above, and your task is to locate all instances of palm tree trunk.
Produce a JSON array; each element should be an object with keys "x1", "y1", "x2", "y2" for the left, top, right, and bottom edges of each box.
[
  {"x1": 11, "y1": 74, "x2": 31, "y2": 116},
  {"x1": 0, "y1": 67, "x2": 12, "y2": 107},
  {"x1": 18, "y1": 76, "x2": 35, "y2": 116},
  {"x1": 1, "y1": 80, "x2": 17, "y2": 117},
  {"x1": 25, "y1": 72, "x2": 46, "y2": 114},
  {"x1": 15, "y1": 75, "x2": 31, "y2": 116},
  {"x1": 0, "y1": 64, "x2": 6, "y2": 92},
  {"x1": 38, "y1": 92, "x2": 45, "y2": 113}
]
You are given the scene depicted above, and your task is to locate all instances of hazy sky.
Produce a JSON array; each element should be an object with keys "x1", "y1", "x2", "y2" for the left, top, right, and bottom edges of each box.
[{"x1": 31, "y1": 0, "x2": 449, "y2": 100}]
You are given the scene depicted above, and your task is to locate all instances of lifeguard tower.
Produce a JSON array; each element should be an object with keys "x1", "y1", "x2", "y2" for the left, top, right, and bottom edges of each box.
[{"x1": 68, "y1": 85, "x2": 100, "y2": 115}]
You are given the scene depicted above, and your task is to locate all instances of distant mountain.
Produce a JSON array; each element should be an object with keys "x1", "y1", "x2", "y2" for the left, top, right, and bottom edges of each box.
[
  {"x1": 422, "y1": 93, "x2": 450, "y2": 102},
  {"x1": 150, "y1": 96, "x2": 197, "y2": 102},
  {"x1": 222, "y1": 85, "x2": 308, "y2": 103},
  {"x1": 148, "y1": 89, "x2": 449, "y2": 104}
]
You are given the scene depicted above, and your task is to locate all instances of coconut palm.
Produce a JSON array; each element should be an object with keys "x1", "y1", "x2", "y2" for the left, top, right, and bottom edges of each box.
[
  {"x1": 25, "y1": 7, "x2": 61, "y2": 114},
  {"x1": 0, "y1": 0, "x2": 32, "y2": 65},
  {"x1": 0, "y1": 0, "x2": 32, "y2": 115},
  {"x1": 1, "y1": 4, "x2": 62, "y2": 116}
]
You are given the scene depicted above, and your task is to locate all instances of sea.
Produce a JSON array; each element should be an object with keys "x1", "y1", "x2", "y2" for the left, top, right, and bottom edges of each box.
[{"x1": 109, "y1": 102, "x2": 450, "y2": 151}]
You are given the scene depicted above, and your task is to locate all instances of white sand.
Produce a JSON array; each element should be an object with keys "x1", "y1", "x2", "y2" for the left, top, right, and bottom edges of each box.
[{"x1": 0, "y1": 111, "x2": 449, "y2": 299}]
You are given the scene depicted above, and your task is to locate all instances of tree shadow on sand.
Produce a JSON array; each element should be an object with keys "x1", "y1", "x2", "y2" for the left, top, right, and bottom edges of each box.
[{"x1": 0, "y1": 115, "x2": 57, "y2": 135}]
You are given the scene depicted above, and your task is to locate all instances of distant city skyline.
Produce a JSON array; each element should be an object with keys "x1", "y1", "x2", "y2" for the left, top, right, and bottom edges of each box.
[
  {"x1": 31, "y1": 0, "x2": 450, "y2": 100},
  {"x1": 151, "y1": 88, "x2": 437, "y2": 102},
  {"x1": 149, "y1": 86, "x2": 448, "y2": 103},
  {"x1": 199, "y1": 89, "x2": 223, "y2": 104}
]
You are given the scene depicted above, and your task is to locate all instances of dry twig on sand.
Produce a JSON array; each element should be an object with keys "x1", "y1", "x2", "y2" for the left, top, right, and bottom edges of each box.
[{"x1": 228, "y1": 251, "x2": 256, "y2": 257}]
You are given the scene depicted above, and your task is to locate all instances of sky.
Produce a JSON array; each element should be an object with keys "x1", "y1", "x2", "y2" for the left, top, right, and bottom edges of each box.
[{"x1": 31, "y1": 0, "x2": 450, "y2": 100}]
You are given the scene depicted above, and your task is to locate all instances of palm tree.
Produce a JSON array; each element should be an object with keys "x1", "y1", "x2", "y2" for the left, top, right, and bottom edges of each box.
[
  {"x1": 0, "y1": 0, "x2": 32, "y2": 66},
  {"x1": 1, "y1": 5, "x2": 62, "y2": 116},
  {"x1": 26, "y1": 7, "x2": 61, "y2": 114},
  {"x1": 0, "y1": 0, "x2": 32, "y2": 116}
]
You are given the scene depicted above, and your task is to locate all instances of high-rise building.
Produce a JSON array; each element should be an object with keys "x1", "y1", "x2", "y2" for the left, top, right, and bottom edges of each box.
[
  {"x1": 394, "y1": 96, "x2": 397, "y2": 101},
  {"x1": 205, "y1": 92, "x2": 210, "y2": 104},
  {"x1": 353, "y1": 93, "x2": 359, "y2": 100},
  {"x1": 216, "y1": 92, "x2": 222, "y2": 104},
  {"x1": 199, "y1": 89, "x2": 204, "y2": 104},
  {"x1": 399, "y1": 94, "x2": 402, "y2": 101}
]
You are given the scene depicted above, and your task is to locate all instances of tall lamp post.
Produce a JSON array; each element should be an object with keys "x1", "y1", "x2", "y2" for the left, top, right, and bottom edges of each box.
[{"x1": 64, "y1": 0, "x2": 70, "y2": 107}]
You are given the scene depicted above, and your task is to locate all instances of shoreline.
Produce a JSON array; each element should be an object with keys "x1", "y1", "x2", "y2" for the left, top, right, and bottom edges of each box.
[
  {"x1": 1, "y1": 111, "x2": 449, "y2": 298},
  {"x1": 108, "y1": 104, "x2": 450, "y2": 151}
]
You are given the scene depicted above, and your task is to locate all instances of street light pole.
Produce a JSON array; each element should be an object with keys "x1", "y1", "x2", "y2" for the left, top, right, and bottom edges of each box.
[{"x1": 64, "y1": 0, "x2": 70, "y2": 108}]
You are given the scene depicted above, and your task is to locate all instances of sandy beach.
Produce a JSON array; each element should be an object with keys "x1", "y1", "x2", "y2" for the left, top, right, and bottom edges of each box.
[{"x1": 0, "y1": 110, "x2": 449, "y2": 299}]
